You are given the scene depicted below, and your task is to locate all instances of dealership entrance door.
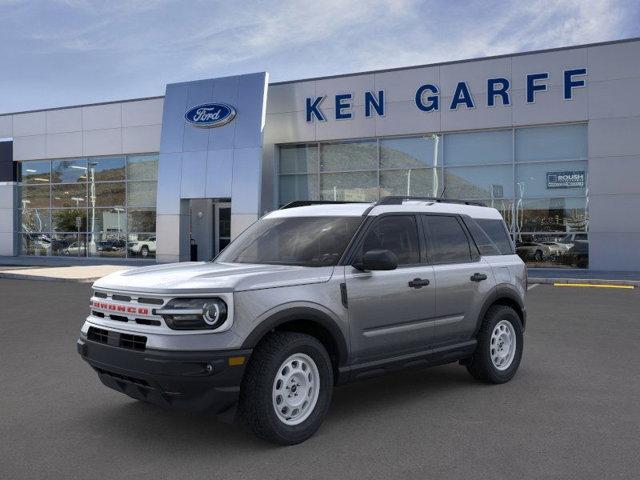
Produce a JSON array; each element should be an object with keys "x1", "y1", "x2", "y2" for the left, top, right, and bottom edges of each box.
[
  {"x1": 214, "y1": 202, "x2": 231, "y2": 255},
  {"x1": 188, "y1": 199, "x2": 231, "y2": 261}
]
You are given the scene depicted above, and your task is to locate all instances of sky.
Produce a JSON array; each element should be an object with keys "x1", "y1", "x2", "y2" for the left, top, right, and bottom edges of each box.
[{"x1": 1, "y1": 0, "x2": 639, "y2": 113}]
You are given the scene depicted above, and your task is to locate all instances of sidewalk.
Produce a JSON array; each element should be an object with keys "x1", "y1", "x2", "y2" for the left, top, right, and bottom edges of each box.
[
  {"x1": 528, "y1": 268, "x2": 640, "y2": 287},
  {"x1": 0, "y1": 265, "x2": 133, "y2": 283}
]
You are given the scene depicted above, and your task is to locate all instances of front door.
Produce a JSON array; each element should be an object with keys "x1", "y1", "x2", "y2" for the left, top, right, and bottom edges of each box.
[
  {"x1": 345, "y1": 214, "x2": 436, "y2": 363},
  {"x1": 214, "y1": 203, "x2": 231, "y2": 256}
]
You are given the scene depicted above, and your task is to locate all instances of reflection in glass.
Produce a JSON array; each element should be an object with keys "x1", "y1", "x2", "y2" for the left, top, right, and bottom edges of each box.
[
  {"x1": 515, "y1": 161, "x2": 587, "y2": 198},
  {"x1": 21, "y1": 233, "x2": 52, "y2": 256},
  {"x1": 88, "y1": 217, "x2": 126, "y2": 259},
  {"x1": 20, "y1": 160, "x2": 50, "y2": 184},
  {"x1": 516, "y1": 124, "x2": 587, "y2": 162},
  {"x1": 127, "y1": 233, "x2": 156, "y2": 258},
  {"x1": 380, "y1": 169, "x2": 439, "y2": 197},
  {"x1": 92, "y1": 156, "x2": 125, "y2": 181},
  {"x1": 380, "y1": 135, "x2": 441, "y2": 169},
  {"x1": 279, "y1": 175, "x2": 318, "y2": 205},
  {"x1": 515, "y1": 233, "x2": 588, "y2": 268},
  {"x1": 128, "y1": 209, "x2": 156, "y2": 232},
  {"x1": 127, "y1": 181, "x2": 157, "y2": 207},
  {"x1": 320, "y1": 171, "x2": 378, "y2": 201},
  {"x1": 52, "y1": 183, "x2": 87, "y2": 207},
  {"x1": 95, "y1": 182, "x2": 125, "y2": 207},
  {"x1": 51, "y1": 158, "x2": 87, "y2": 183},
  {"x1": 321, "y1": 141, "x2": 377, "y2": 172},
  {"x1": 444, "y1": 130, "x2": 512, "y2": 166},
  {"x1": 515, "y1": 197, "x2": 587, "y2": 234},
  {"x1": 21, "y1": 185, "x2": 50, "y2": 209},
  {"x1": 444, "y1": 165, "x2": 513, "y2": 199},
  {"x1": 52, "y1": 209, "x2": 87, "y2": 232},
  {"x1": 127, "y1": 154, "x2": 159, "y2": 181},
  {"x1": 279, "y1": 145, "x2": 318, "y2": 174},
  {"x1": 50, "y1": 233, "x2": 87, "y2": 257},
  {"x1": 17, "y1": 155, "x2": 158, "y2": 259},
  {"x1": 20, "y1": 209, "x2": 51, "y2": 233}
]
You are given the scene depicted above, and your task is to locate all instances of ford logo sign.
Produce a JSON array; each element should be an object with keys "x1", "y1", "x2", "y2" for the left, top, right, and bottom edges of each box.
[{"x1": 184, "y1": 103, "x2": 236, "y2": 128}]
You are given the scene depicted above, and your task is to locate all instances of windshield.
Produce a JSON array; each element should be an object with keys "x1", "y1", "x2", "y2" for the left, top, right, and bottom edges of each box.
[{"x1": 215, "y1": 216, "x2": 363, "y2": 267}]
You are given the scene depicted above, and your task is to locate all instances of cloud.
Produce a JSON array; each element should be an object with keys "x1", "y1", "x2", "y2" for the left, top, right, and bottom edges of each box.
[{"x1": 0, "y1": 0, "x2": 637, "y2": 111}]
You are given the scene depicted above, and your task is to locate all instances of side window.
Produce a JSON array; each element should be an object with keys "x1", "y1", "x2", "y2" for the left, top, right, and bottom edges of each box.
[
  {"x1": 423, "y1": 215, "x2": 472, "y2": 264},
  {"x1": 462, "y1": 217, "x2": 501, "y2": 256},
  {"x1": 475, "y1": 219, "x2": 514, "y2": 254},
  {"x1": 361, "y1": 215, "x2": 420, "y2": 265}
]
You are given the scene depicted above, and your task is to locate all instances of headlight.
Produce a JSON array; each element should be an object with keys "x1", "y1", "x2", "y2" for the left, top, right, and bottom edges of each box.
[{"x1": 157, "y1": 298, "x2": 228, "y2": 330}]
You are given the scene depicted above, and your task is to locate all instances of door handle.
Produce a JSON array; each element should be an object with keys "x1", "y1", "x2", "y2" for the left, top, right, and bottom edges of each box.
[
  {"x1": 408, "y1": 278, "x2": 430, "y2": 288},
  {"x1": 470, "y1": 272, "x2": 488, "y2": 282}
]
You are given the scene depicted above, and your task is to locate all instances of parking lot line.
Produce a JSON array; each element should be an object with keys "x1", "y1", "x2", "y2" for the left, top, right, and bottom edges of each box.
[
  {"x1": 527, "y1": 284, "x2": 539, "y2": 291},
  {"x1": 553, "y1": 283, "x2": 635, "y2": 289}
]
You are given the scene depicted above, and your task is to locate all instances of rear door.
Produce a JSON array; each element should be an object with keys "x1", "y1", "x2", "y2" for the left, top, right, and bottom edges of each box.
[
  {"x1": 422, "y1": 215, "x2": 494, "y2": 347},
  {"x1": 345, "y1": 214, "x2": 436, "y2": 363}
]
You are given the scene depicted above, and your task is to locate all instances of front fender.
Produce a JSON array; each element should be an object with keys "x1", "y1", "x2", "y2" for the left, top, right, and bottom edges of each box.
[{"x1": 240, "y1": 302, "x2": 349, "y2": 367}]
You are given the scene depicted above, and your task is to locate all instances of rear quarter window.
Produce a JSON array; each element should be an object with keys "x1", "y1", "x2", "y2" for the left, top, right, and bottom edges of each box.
[{"x1": 475, "y1": 218, "x2": 514, "y2": 255}]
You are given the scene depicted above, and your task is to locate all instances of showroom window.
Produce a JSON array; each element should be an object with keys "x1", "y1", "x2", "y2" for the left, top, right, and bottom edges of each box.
[
  {"x1": 277, "y1": 123, "x2": 588, "y2": 268},
  {"x1": 18, "y1": 154, "x2": 158, "y2": 259}
]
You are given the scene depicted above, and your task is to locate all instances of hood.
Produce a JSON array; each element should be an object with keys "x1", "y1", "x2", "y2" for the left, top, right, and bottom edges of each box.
[{"x1": 93, "y1": 261, "x2": 335, "y2": 294}]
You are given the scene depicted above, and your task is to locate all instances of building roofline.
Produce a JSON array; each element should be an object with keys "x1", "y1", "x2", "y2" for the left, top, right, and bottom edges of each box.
[
  {"x1": 0, "y1": 95, "x2": 165, "y2": 117},
  {"x1": 270, "y1": 36, "x2": 640, "y2": 86},
  {"x1": 2, "y1": 36, "x2": 638, "y2": 116}
]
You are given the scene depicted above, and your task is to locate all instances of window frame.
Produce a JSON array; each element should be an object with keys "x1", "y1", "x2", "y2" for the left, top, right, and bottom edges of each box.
[
  {"x1": 421, "y1": 213, "x2": 480, "y2": 265},
  {"x1": 342, "y1": 213, "x2": 427, "y2": 268}
]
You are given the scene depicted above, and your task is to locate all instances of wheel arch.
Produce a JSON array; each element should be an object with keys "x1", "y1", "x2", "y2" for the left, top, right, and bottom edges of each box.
[
  {"x1": 241, "y1": 306, "x2": 349, "y2": 380},
  {"x1": 474, "y1": 285, "x2": 526, "y2": 335}
]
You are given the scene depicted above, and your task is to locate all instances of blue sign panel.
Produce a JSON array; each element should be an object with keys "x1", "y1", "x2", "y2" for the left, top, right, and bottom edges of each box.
[
  {"x1": 185, "y1": 103, "x2": 236, "y2": 128},
  {"x1": 546, "y1": 171, "x2": 586, "y2": 189}
]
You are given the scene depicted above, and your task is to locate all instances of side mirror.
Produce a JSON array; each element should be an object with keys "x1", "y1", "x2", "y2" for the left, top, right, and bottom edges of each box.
[{"x1": 357, "y1": 249, "x2": 398, "y2": 271}]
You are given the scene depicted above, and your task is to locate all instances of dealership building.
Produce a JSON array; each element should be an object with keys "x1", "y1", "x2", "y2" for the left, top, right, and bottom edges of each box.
[{"x1": 0, "y1": 38, "x2": 639, "y2": 270}]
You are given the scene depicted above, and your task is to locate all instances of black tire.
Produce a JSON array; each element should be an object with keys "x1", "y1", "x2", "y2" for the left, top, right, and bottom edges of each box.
[
  {"x1": 140, "y1": 245, "x2": 149, "y2": 258},
  {"x1": 534, "y1": 250, "x2": 543, "y2": 261},
  {"x1": 466, "y1": 305, "x2": 523, "y2": 384},
  {"x1": 239, "y1": 332, "x2": 333, "y2": 445}
]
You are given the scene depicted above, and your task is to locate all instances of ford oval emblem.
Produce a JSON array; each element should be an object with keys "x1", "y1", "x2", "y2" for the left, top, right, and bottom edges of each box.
[{"x1": 184, "y1": 103, "x2": 237, "y2": 128}]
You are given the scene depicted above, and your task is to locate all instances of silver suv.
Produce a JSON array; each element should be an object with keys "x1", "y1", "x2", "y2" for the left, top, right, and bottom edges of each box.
[{"x1": 77, "y1": 196, "x2": 527, "y2": 445}]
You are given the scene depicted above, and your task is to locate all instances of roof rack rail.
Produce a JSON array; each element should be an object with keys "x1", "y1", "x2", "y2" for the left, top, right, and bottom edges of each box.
[
  {"x1": 375, "y1": 196, "x2": 486, "y2": 207},
  {"x1": 279, "y1": 200, "x2": 367, "y2": 210}
]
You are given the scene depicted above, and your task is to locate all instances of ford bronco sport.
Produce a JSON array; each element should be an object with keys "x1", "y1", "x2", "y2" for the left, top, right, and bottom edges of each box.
[{"x1": 78, "y1": 196, "x2": 526, "y2": 445}]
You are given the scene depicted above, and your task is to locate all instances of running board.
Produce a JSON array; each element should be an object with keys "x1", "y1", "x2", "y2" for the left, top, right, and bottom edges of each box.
[{"x1": 337, "y1": 340, "x2": 477, "y2": 384}]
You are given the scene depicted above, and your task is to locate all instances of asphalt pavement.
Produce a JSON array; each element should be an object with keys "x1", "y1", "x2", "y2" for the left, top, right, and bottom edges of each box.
[{"x1": 1, "y1": 279, "x2": 639, "y2": 479}]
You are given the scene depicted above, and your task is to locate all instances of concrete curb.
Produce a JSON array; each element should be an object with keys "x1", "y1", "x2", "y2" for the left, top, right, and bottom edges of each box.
[
  {"x1": 0, "y1": 273, "x2": 99, "y2": 283},
  {"x1": 529, "y1": 277, "x2": 640, "y2": 287}
]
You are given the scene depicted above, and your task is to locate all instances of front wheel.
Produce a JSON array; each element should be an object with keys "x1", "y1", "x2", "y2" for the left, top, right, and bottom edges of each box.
[
  {"x1": 239, "y1": 332, "x2": 333, "y2": 445},
  {"x1": 466, "y1": 305, "x2": 523, "y2": 384}
]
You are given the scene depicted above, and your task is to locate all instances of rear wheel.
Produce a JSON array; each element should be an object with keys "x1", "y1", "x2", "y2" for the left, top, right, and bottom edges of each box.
[
  {"x1": 140, "y1": 245, "x2": 149, "y2": 258},
  {"x1": 466, "y1": 305, "x2": 523, "y2": 384},
  {"x1": 534, "y1": 250, "x2": 543, "y2": 261},
  {"x1": 239, "y1": 332, "x2": 333, "y2": 445}
]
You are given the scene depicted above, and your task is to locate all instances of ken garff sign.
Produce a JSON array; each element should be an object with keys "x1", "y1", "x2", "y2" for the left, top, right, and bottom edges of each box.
[
  {"x1": 547, "y1": 170, "x2": 586, "y2": 189},
  {"x1": 185, "y1": 103, "x2": 237, "y2": 128},
  {"x1": 305, "y1": 68, "x2": 587, "y2": 122}
]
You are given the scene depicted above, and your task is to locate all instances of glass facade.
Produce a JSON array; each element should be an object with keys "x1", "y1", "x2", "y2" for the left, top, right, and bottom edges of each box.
[
  {"x1": 277, "y1": 124, "x2": 588, "y2": 268},
  {"x1": 18, "y1": 154, "x2": 158, "y2": 259}
]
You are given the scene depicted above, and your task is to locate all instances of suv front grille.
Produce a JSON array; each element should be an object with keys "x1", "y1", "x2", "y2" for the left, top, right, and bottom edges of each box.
[
  {"x1": 87, "y1": 326, "x2": 109, "y2": 344},
  {"x1": 119, "y1": 333, "x2": 147, "y2": 351},
  {"x1": 87, "y1": 326, "x2": 147, "y2": 351}
]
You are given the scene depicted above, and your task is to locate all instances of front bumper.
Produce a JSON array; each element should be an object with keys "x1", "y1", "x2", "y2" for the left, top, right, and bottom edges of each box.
[{"x1": 77, "y1": 336, "x2": 251, "y2": 414}]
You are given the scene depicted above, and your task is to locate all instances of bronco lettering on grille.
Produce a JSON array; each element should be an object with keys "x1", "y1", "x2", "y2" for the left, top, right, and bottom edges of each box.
[{"x1": 90, "y1": 300, "x2": 149, "y2": 315}]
